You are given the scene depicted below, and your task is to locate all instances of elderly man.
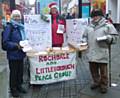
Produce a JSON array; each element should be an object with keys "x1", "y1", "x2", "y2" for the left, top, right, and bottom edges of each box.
[{"x1": 82, "y1": 9, "x2": 118, "y2": 93}]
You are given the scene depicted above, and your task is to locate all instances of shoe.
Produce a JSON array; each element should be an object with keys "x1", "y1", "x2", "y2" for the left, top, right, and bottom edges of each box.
[
  {"x1": 90, "y1": 84, "x2": 99, "y2": 90},
  {"x1": 11, "y1": 90, "x2": 20, "y2": 97},
  {"x1": 100, "y1": 87, "x2": 107, "y2": 94},
  {"x1": 17, "y1": 86, "x2": 27, "y2": 93}
]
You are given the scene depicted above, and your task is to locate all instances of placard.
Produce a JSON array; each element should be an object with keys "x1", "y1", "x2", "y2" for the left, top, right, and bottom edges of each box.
[
  {"x1": 66, "y1": 18, "x2": 88, "y2": 44},
  {"x1": 24, "y1": 15, "x2": 52, "y2": 51}
]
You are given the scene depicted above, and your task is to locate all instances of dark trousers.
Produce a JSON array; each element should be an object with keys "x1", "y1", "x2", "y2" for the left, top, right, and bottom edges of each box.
[
  {"x1": 89, "y1": 62, "x2": 108, "y2": 88},
  {"x1": 9, "y1": 60, "x2": 24, "y2": 91},
  {"x1": 52, "y1": 44, "x2": 62, "y2": 47}
]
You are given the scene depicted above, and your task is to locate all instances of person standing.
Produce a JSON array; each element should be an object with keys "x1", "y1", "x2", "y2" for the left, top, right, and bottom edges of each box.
[
  {"x1": 105, "y1": 13, "x2": 113, "y2": 24},
  {"x1": 49, "y1": 2, "x2": 66, "y2": 47},
  {"x1": 82, "y1": 9, "x2": 118, "y2": 93},
  {"x1": 2, "y1": 10, "x2": 27, "y2": 97}
]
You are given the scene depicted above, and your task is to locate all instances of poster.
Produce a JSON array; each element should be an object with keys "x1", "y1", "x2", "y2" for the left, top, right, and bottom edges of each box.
[
  {"x1": 82, "y1": 4, "x2": 90, "y2": 18},
  {"x1": 66, "y1": 18, "x2": 88, "y2": 44},
  {"x1": 39, "y1": 0, "x2": 59, "y2": 14},
  {"x1": 91, "y1": 0, "x2": 106, "y2": 14},
  {"x1": 29, "y1": 52, "x2": 76, "y2": 84},
  {"x1": 24, "y1": 15, "x2": 52, "y2": 51},
  {"x1": 61, "y1": 0, "x2": 79, "y2": 18}
]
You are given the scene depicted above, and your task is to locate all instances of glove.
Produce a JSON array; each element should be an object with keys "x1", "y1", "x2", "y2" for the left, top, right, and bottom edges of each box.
[
  {"x1": 41, "y1": 14, "x2": 49, "y2": 22},
  {"x1": 16, "y1": 44, "x2": 23, "y2": 50},
  {"x1": 106, "y1": 35, "x2": 113, "y2": 44}
]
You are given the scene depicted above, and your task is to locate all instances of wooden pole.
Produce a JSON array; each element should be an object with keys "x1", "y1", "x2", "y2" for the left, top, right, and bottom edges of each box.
[{"x1": 108, "y1": 44, "x2": 111, "y2": 87}]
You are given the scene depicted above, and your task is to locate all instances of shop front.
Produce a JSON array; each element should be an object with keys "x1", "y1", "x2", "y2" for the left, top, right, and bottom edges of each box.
[{"x1": 0, "y1": 0, "x2": 11, "y2": 29}]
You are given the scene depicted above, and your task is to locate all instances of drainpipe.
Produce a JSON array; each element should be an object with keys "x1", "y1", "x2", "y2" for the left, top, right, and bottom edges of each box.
[
  {"x1": 117, "y1": 0, "x2": 120, "y2": 23},
  {"x1": 10, "y1": 0, "x2": 16, "y2": 11},
  {"x1": 78, "y1": 0, "x2": 82, "y2": 18}
]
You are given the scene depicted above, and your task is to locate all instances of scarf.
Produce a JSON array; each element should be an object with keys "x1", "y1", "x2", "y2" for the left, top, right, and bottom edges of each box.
[{"x1": 10, "y1": 19, "x2": 26, "y2": 40}]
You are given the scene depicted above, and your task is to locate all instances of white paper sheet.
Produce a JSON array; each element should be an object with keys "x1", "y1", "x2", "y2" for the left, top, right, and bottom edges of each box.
[{"x1": 57, "y1": 24, "x2": 64, "y2": 34}]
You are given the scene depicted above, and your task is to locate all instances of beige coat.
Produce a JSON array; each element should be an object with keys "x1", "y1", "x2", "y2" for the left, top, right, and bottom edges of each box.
[{"x1": 83, "y1": 17, "x2": 118, "y2": 63}]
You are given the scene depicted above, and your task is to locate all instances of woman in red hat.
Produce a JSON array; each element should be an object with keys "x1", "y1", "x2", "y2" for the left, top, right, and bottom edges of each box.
[{"x1": 49, "y1": 2, "x2": 66, "y2": 47}]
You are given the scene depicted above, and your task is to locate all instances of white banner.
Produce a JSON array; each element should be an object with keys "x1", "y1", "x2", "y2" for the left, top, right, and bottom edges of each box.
[
  {"x1": 66, "y1": 18, "x2": 88, "y2": 44},
  {"x1": 29, "y1": 52, "x2": 76, "y2": 84},
  {"x1": 24, "y1": 15, "x2": 52, "y2": 51}
]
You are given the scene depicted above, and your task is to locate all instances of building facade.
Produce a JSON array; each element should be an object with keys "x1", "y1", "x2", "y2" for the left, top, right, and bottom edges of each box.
[{"x1": 106, "y1": 0, "x2": 120, "y2": 23}]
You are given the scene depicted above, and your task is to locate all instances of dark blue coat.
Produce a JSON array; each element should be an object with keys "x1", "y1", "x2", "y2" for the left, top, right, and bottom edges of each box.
[{"x1": 3, "y1": 23, "x2": 26, "y2": 60}]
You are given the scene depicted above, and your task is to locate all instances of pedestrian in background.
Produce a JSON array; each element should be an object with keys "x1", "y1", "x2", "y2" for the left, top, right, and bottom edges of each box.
[
  {"x1": 82, "y1": 8, "x2": 118, "y2": 93},
  {"x1": 2, "y1": 10, "x2": 27, "y2": 97},
  {"x1": 105, "y1": 13, "x2": 113, "y2": 24},
  {"x1": 49, "y1": 2, "x2": 66, "y2": 47}
]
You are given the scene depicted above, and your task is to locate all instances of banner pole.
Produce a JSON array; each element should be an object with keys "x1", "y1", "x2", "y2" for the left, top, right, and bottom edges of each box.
[{"x1": 108, "y1": 44, "x2": 111, "y2": 87}]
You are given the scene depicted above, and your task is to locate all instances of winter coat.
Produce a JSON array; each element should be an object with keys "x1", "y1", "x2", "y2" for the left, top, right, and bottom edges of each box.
[
  {"x1": 2, "y1": 23, "x2": 26, "y2": 60},
  {"x1": 82, "y1": 17, "x2": 118, "y2": 63},
  {"x1": 51, "y1": 13, "x2": 66, "y2": 46}
]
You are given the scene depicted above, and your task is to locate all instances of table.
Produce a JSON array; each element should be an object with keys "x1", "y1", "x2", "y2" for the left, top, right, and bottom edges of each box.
[{"x1": 27, "y1": 46, "x2": 87, "y2": 84}]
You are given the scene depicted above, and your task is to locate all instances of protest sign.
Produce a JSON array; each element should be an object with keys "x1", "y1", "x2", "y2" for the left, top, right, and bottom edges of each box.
[
  {"x1": 66, "y1": 18, "x2": 88, "y2": 44},
  {"x1": 24, "y1": 15, "x2": 52, "y2": 51}
]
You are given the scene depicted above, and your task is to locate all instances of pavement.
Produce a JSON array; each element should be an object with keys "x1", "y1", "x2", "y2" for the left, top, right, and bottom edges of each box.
[{"x1": 0, "y1": 29, "x2": 120, "y2": 98}]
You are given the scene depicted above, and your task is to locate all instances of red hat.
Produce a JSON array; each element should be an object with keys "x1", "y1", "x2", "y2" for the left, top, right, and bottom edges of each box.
[{"x1": 49, "y1": 2, "x2": 57, "y2": 9}]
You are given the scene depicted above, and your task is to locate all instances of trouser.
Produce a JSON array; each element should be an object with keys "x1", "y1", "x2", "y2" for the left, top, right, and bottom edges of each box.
[
  {"x1": 89, "y1": 62, "x2": 108, "y2": 88},
  {"x1": 52, "y1": 44, "x2": 62, "y2": 47},
  {"x1": 8, "y1": 60, "x2": 24, "y2": 92}
]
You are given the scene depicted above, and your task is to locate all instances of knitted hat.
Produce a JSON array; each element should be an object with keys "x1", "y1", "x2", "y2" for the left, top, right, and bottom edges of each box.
[
  {"x1": 49, "y1": 2, "x2": 57, "y2": 9},
  {"x1": 11, "y1": 10, "x2": 22, "y2": 19},
  {"x1": 91, "y1": 9, "x2": 104, "y2": 18}
]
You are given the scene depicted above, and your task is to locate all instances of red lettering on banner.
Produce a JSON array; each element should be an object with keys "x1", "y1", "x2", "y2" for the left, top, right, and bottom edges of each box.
[
  {"x1": 48, "y1": 56, "x2": 52, "y2": 61},
  {"x1": 36, "y1": 64, "x2": 75, "y2": 74},
  {"x1": 38, "y1": 53, "x2": 69, "y2": 62},
  {"x1": 36, "y1": 68, "x2": 40, "y2": 74},
  {"x1": 44, "y1": 56, "x2": 47, "y2": 61},
  {"x1": 39, "y1": 56, "x2": 43, "y2": 62},
  {"x1": 40, "y1": 68, "x2": 45, "y2": 74}
]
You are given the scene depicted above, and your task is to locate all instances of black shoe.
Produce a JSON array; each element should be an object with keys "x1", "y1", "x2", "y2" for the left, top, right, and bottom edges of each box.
[
  {"x1": 90, "y1": 84, "x2": 99, "y2": 90},
  {"x1": 100, "y1": 87, "x2": 107, "y2": 94},
  {"x1": 17, "y1": 86, "x2": 27, "y2": 93},
  {"x1": 11, "y1": 90, "x2": 20, "y2": 97}
]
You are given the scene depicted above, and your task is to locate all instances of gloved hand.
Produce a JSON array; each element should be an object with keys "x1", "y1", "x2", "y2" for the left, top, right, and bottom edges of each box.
[
  {"x1": 106, "y1": 35, "x2": 113, "y2": 44},
  {"x1": 16, "y1": 44, "x2": 23, "y2": 50},
  {"x1": 41, "y1": 14, "x2": 49, "y2": 22}
]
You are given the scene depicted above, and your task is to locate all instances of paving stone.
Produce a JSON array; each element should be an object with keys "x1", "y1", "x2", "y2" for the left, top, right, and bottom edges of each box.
[
  {"x1": 80, "y1": 94, "x2": 97, "y2": 98},
  {"x1": 0, "y1": 66, "x2": 9, "y2": 98}
]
